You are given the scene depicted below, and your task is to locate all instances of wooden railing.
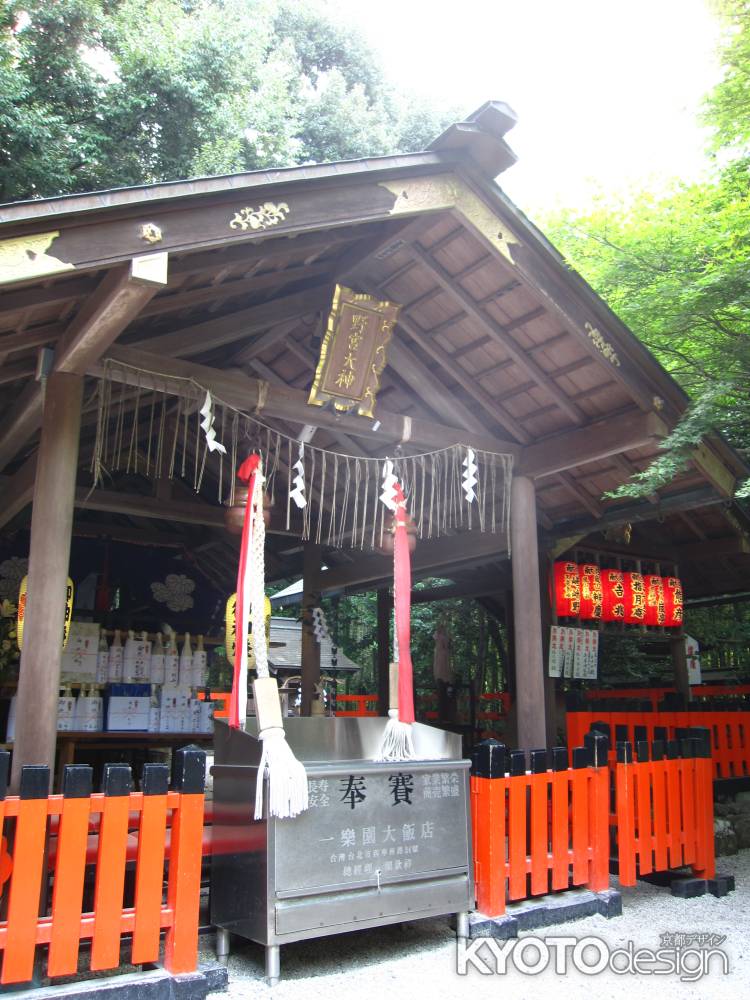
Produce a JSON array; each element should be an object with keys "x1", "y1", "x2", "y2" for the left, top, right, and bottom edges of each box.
[
  {"x1": 0, "y1": 747, "x2": 205, "y2": 985},
  {"x1": 469, "y1": 740, "x2": 610, "y2": 917},
  {"x1": 611, "y1": 734, "x2": 715, "y2": 886},
  {"x1": 568, "y1": 708, "x2": 750, "y2": 780}
]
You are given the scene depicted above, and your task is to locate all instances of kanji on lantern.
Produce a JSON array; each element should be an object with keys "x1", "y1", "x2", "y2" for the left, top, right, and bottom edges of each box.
[{"x1": 552, "y1": 562, "x2": 580, "y2": 617}]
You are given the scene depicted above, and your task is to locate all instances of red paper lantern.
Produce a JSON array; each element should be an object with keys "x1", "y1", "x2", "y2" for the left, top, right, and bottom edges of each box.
[
  {"x1": 644, "y1": 574, "x2": 666, "y2": 626},
  {"x1": 601, "y1": 569, "x2": 626, "y2": 622},
  {"x1": 622, "y1": 571, "x2": 646, "y2": 624},
  {"x1": 552, "y1": 561, "x2": 580, "y2": 617},
  {"x1": 663, "y1": 576, "x2": 684, "y2": 627},
  {"x1": 578, "y1": 563, "x2": 603, "y2": 620}
]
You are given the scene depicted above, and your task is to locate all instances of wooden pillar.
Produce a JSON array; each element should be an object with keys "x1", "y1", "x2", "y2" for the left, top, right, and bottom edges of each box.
[
  {"x1": 671, "y1": 634, "x2": 691, "y2": 704},
  {"x1": 11, "y1": 373, "x2": 83, "y2": 791},
  {"x1": 376, "y1": 589, "x2": 391, "y2": 716},
  {"x1": 300, "y1": 542, "x2": 321, "y2": 716},
  {"x1": 510, "y1": 475, "x2": 547, "y2": 749}
]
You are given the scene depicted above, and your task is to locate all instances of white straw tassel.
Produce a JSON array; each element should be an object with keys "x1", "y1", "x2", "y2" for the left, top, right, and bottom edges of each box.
[
  {"x1": 254, "y1": 726, "x2": 309, "y2": 820},
  {"x1": 375, "y1": 709, "x2": 417, "y2": 762}
]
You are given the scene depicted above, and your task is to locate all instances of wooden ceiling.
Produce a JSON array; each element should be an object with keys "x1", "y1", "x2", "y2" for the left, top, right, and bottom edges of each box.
[{"x1": 0, "y1": 103, "x2": 747, "y2": 599}]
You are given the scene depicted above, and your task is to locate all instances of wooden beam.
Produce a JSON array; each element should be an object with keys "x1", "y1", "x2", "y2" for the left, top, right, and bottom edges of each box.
[
  {"x1": 0, "y1": 362, "x2": 36, "y2": 385},
  {"x1": 95, "y1": 344, "x2": 521, "y2": 457},
  {"x1": 75, "y1": 488, "x2": 226, "y2": 528},
  {"x1": 75, "y1": 486, "x2": 304, "y2": 536},
  {"x1": 674, "y1": 536, "x2": 750, "y2": 562},
  {"x1": 56, "y1": 254, "x2": 168, "y2": 374},
  {"x1": 691, "y1": 440, "x2": 736, "y2": 498},
  {"x1": 0, "y1": 322, "x2": 63, "y2": 360},
  {"x1": 0, "y1": 258, "x2": 168, "y2": 473},
  {"x1": 317, "y1": 530, "x2": 507, "y2": 593},
  {"x1": 386, "y1": 336, "x2": 490, "y2": 437},
  {"x1": 555, "y1": 470, "x2": 603, "y2": 519},
  {"x1": 131, "y1": 285, "x2": 330, "y2": 358},
  {"x1": 0, "y1": 451, "x2": 37, "y2": 529},
  {"x1": 138, "y1": 261, "x2": 331, "y2": 319},
  {"x1": 550, "y1": 486, "x2": 725, "y2": 537},
  {"x1": 383, "y1": 306, "x2": 530, "y2": 444},
  {"x1": 0, "y1": 276, "x2": 97, "y2": 320},
  {"x1": 519, "y1": 410, "x2": 668, "y2": 479},
  {"x1": 411, "y1": 242, "x2": 586, "y2": 425}
]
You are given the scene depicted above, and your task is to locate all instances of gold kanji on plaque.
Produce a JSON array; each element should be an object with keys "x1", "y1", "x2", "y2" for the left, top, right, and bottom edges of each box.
[{"x1": 308, "y1": 284, "x2": 400, "y2": 418}]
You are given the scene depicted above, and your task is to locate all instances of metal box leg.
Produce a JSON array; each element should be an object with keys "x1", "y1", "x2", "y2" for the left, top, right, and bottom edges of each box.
[
  {"x1": 216, "y1": 927, "x2": 230, "y2": 964},
  {"x1": 456, "y1": 911, "x2": 469, "y2": 940},
  {"x1": 265, "y1": 944, "x2": 281, "y2": 986}
]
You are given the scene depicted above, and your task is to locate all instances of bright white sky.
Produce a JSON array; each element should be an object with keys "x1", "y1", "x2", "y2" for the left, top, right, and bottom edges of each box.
[{"x1": 341, "y1": 0, "x2": 722, "y2": 214}]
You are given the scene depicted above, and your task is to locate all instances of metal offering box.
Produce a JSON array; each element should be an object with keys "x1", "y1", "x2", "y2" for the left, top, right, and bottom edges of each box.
[{"x1": 211, "y1": 717, "x2": 473, "y2": 984}]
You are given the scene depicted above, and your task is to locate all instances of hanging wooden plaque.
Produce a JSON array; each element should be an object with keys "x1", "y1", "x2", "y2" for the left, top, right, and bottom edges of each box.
[{"x1": 308, "y1": 284, "x2": 400, "y2": 417}]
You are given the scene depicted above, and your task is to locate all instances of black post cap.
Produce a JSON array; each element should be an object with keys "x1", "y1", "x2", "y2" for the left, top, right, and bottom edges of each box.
[
  {"x1": 20, "y1": 765, "x2": 50, "y2": 799},
  {"x1": 471, "y1": 739, "x2": 507, "y2": 778},
  {"x1": 509, "y1": 749, "x2": 527, "y2": 777},
  {"x1": 651, "y1": 739, "x2": 666, "y2": 761},
  {"x1": 616, "y1": 741, "x2": 633, "y2": 764},
  {"x1": 688, "y1": 726, "x2": 712, "y2": 758},
  {"x1": 102, "y1": 763, "x2": 133, "y2": 796},
  {"x1": 573, "y1": 746, "x2": 591, "y2": 769},
  {"x1": 636, "y1": 740, "x2": 650, "y2": 763},
  {"x1": 0, "y1": 751, "x2": 10, "y2": 801},
  {"x1": 172, "y1": 745, "x2": 206, "y2": 793},
  {"x1": 552, "y1": 747, "x2": 568, "y2": 772},
  {"x1": 681, "y1": 738, "x2": 699, "y2": 759},
  {"x1": 666, "y1": 739, "x2": 681, "y2": 760},
  {"x1": 584, "y1": 730, "x2": 610, "y2": 767},
  {"x1": 654, "y1": 726, "x2": 668, "y2": 742},
  {"x1": 530, "y1": 749, "x2": 549, "y2": 774},
  {"x1": 62, "y1": 765, "x2": 93, "y2": 799},
  {"x1": 141, "y1": 763, "x2": 170, "y2": 796}
]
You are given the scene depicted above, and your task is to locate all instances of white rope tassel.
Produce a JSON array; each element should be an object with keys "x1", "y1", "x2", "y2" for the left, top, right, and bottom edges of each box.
[
  {"x1": 375, "y1": 709, "x2": 417, "y2": 762},
  {"x1": 254, "y1": 727, "x2": 309, "y2": 820},
  {"x1": 248, "y1": 462, "x2": 309, "y2": 820}
]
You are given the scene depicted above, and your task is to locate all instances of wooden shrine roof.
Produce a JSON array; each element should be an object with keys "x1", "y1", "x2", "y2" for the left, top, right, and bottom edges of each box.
[{"x1": 0, "y1": 101, "x2": 748, "y2": 601}]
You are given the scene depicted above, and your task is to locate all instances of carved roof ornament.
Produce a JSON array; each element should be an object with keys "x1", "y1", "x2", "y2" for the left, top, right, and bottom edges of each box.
[
  {"x1": 380, "y1": 176, "x2": 520, "y2": 265},
  {"x1": 584, "y1": 321, "x2": 621, "y2": 368},
  {"x1": 229, "y1": 201, "x2": 290, "y2": 232},
  {"x1": 0, "y1": 232, "x2": 74, "y2": 285}
]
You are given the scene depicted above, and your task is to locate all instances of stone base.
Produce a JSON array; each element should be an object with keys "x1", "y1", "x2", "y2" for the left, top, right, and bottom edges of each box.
[
  {"x1": 0, "y1": 965, "x2": 228, "y2": 1000},
  {"x1": 640, "y1": 869, "x2": 736, "y2": 898},
  {"x1": 468, "y1": 888, "x2": 622, "y2": 939}
]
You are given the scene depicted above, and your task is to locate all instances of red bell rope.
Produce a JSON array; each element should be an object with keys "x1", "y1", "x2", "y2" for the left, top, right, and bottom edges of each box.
[
  {"x1": 229, "y1": 453, "x2": 261, "y2": 729},
  {"x1": 393, "y1": 483, "x2": 415, "y2": 725}
]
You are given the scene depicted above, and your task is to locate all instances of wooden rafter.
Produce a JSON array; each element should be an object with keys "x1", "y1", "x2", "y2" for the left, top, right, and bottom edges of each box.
[
  {"x1": 410, "y1": 241, "x2": 586, "y2": 425},
  {"x1": 130, "y1": 284, "x2": 330, "y2": 359},
  {"x1": 0, "y1": 256, "x2": 168, "y2": 473}
]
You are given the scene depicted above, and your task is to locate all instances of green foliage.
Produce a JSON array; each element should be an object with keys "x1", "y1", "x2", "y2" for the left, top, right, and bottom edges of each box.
[
  {"x1": 705, "y1": 0, "x2": 750, "y2": 157},
  {"x1": 0, "y1": 0, "x2": 457, "y2": 201},
  {"x1": 544, "y1": 153, "x2": 750, "y2": 501}
]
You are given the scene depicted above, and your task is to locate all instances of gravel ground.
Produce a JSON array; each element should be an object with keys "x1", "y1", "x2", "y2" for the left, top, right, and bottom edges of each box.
[{"x1": 205, "y1": 849, "x2": 749, "y2": 999}]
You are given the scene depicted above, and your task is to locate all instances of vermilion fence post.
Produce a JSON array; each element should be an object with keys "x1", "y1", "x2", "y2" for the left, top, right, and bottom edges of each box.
[
  {"x1": 163, "y1": 746, "x2": 206, "y2": 975},
  {"x1": 47, "y1": 765, "x2": 94, "y2": 977},
  {"x1": 691, "y1": 728, "x2": 716, "y2": 880},
  {"x1": 615, "y1": 742, "x2": 636, "y2": 886},
  {"x1": 91, "y1": 765, "x2": 133, "y2": 971},
  {"x1": 550, "y1": 748, "x2": 570, "y2": 891},
  {"x1": 131, "y1": 763, "x2": 170, "y2": 965},
  {"x1": 470, "y1": 740, "x2": 507, "y2": 917},
  {"x1": 1, "y1": 765, "x2": 49, "y2": 985},
  {"x1": 586, "y1": 733, "x2": 610, "y2": 893},
  {"x1": 529, "y1": 749, "x2": 549, "y2": 897},
  {"x1": 507, "y1": 750, "x2": 527, "y2": 902}
]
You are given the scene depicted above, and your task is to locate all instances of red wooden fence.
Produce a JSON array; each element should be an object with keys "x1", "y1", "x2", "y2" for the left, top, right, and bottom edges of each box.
[
  {"x1": 470, "y1": 743, "x2": 610, "y2": 917},
  {"x1": 0, "y1": 747, "x2": 205, "y2": 985},
  {"x1": 610, "y1": 736, "x2": 715, "y2": 885},
  {"x1": 568, "y1": 708, "x2": 750, "y2": 779}
]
